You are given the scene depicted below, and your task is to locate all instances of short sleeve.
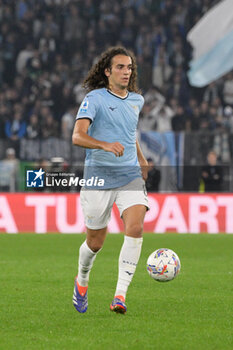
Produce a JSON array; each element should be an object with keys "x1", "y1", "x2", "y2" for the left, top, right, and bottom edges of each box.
[
  {"x1": 76, "y1": 93, "x2": 98, "y2": 123},
  {"x1": 139, "y1": 95, "x2": 145, "y2": 112}
]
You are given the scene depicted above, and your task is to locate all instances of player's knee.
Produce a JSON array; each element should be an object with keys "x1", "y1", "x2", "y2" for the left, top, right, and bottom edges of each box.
[
  {"x1": 87, "y1": 240, "x2": 103, "y2": 252},
  {"x1": 125, "y1": 223, "x2": 143, "y2": 238},
  {"x1": 91, "y1": 245, "x2": 102, "y2": 253}
]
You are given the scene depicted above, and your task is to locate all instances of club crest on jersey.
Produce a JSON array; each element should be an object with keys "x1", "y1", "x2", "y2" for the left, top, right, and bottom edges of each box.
[
  {"x1": 131, "y1": 105, "x2": 139, "y2": 114},
  {"x1": 80, "y1": 100, "x2": 89, "y2": 113}
]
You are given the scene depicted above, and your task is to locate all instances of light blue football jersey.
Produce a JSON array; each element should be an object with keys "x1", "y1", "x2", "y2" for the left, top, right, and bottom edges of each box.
[{"x1": 76, "y1": 88, "x2": 144, "y2": 188}]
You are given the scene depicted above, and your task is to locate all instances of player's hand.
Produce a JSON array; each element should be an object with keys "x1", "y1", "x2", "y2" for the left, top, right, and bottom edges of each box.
[
  {"x1": 141, "y1": 166, "x2": 148, "y2": 181},
  {"x1": 140, "y1": 161, "x2": 149, "y2": 181},
  {"x1": 102, "y1": 142, "x2": 125, "y2": 157}
]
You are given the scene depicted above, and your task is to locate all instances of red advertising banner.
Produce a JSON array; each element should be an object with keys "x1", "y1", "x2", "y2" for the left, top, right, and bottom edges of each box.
[{"x1": 0, "y1": 193, "x2": 233, "y2": 234}]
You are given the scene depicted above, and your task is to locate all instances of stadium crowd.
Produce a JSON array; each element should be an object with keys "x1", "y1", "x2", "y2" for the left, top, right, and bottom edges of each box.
[{"x1": 0, "y1": 0, "x2": 233, "y2": 154}]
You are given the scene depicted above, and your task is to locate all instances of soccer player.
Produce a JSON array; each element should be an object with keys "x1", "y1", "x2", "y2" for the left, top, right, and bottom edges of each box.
[{"x1": 72, "y1": 47, "x2": 149, "y2": 314}]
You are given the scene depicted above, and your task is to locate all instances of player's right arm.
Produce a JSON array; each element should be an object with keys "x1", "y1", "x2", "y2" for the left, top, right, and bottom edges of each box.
[{"x1": 72, "y1": 119, "x2": 124, "y2": 157}]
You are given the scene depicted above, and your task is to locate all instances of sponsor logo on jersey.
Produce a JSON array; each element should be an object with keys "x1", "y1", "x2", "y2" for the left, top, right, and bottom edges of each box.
[{"x1": 109, "y1": 106, "x2": 117, "y2": 111}]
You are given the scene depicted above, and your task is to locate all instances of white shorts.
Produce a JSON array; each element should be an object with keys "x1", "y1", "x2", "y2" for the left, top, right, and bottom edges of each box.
[{"x1": 80, "y1": 178, "x2": 149, "y2": 229}]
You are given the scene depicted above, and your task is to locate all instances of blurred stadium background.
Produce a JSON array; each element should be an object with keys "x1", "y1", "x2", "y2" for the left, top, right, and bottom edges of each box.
[
  {"x1": 0, "y1": 0, "x2": 233, "y2": 233},
  {"x1": 1, "y1": 3, "x2": 233, "y2": 350}
]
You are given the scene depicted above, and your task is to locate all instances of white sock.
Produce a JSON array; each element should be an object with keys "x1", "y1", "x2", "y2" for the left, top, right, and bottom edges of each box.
[
  {"x1": 77, "y1": 240, "x2": 97, "y2": 287},
  {"x1": 115, "y1": 236, "x2": 143, "y2": 299}
]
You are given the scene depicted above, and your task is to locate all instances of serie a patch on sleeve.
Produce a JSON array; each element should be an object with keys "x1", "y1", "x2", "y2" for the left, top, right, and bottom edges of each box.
[{"x1": 80, "y1": 99, "x2": 89, "y2": 113}]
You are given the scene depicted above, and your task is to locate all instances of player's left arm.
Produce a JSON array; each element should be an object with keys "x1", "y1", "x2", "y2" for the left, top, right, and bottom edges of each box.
[{"x1": 136, "y1": 139, "x2": 148, "y2": 181}]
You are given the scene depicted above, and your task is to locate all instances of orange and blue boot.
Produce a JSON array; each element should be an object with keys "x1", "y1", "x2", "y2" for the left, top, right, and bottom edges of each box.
[
  {"x1": 73, "y1": 277, "x2": 88, "y2": 313},
  {"x1": 110, "y1": 295, "x2": 127, "y2": 314}
]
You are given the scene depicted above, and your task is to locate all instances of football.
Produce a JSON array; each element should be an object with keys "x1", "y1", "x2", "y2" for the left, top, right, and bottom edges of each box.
[{"x1": 147, "y1": 248, "x2": 181, "y2": 282}]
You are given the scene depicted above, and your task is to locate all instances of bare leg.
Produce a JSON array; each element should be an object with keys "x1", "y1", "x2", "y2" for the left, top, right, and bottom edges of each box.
[
  {"x1": 123, "y1": 204, "x2": 147, "y2": 238},
  {"x1": 86, "y1": 227, "x2": 108, "y2": 252}
]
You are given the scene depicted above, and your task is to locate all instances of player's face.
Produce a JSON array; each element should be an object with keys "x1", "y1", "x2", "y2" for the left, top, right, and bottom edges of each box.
[{"x1": 105, "y1": 55, "x2": 132, "y2": 91}]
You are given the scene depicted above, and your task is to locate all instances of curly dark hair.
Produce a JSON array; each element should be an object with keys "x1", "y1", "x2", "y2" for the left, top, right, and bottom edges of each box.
[{"x1": 83, "y1": 46, "x2": 139, "y2": 93}]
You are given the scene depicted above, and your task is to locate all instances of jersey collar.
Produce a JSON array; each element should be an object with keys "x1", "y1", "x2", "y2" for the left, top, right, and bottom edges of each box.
[{"x1": 107, "y1": 89, "x2": 129, "y2": 100}]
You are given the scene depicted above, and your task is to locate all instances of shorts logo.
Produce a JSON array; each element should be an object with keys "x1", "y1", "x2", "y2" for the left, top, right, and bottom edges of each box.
[
  {"x1": 26, "y1": 168, "x2": 45, "y2": 187},
  {"x1": 87, "y1": 215, "x2": 95, "y2": 224},
  {"x1": 80, "y1": 99, "x2": 89, "y2": 113}
]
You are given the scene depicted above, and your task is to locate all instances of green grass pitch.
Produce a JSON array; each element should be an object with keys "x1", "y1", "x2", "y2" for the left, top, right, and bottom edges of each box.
[{"x1": 0, "y1": 233, "x2": 232, "y2": 350}]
